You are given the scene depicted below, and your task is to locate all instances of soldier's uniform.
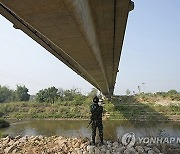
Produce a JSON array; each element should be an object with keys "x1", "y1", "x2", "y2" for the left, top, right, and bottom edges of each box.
[{"x1": 90, "y1": 96, "x2": 103, "y2": 145}]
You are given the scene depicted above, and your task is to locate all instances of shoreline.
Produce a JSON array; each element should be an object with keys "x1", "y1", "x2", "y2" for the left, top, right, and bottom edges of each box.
[
  {"x1": 4, "y1": 117, "x2": 180, "y2": 122},
  {"x1": 0, "y1": 135, "x2": 179, "y2": 154}
]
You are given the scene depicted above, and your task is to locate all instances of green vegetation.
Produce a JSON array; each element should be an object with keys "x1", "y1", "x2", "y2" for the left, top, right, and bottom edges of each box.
[
  {"x1": 0, "y1": 85, "x2": 30, "y2": 103},
  {"x1": 0, "y1": 131, "x2": 7, "y2": 138},
  {"x1": 0, "y1": 85, "x2": 14, "y2": 103},
  {"x1": 0, "y1": 119, "x2": 9, "y2": 138},
  {"x1": 36, "y1": 87, "x2": 59, "y2": 103},
  {"x1": 107, "y1": 92, "x2": 180, "y2": 120},
  {"x1": 0, "y1": 101, "x2": 91, "y2": 119},
  {"x1": 0, "y1": 85, "x2": 180, "y2": 121},
  {"x1": 15, "y1": 85, "x2": 30, "y2": 101},
  {"x1": 0, "y1": 119, "x2": 10, "y2": 128}
]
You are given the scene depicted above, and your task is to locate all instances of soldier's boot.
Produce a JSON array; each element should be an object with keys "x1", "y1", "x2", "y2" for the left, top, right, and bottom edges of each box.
[
  {"x1": 90, "y1": 136, "x2": 95, "y2": 146},
  {"x1": 100, "y1": 136, "x2": 104, "y2": 146},
  {"x1": 99, "y1": 127, "x2": 104, "y2": 145}
]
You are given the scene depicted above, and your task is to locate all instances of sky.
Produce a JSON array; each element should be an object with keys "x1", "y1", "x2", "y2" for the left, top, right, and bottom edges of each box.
[{"x1": 0, "y1": 0, "x2": 180, "y2": 95}]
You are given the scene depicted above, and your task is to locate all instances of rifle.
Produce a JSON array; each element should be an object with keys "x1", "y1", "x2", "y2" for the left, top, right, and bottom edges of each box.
[
  {"x1": 87, "y1": 118, "x2": 92, "y2": 128},
  {"x1": 87, "y1": 105, "x2": 99, "y2": 128}
]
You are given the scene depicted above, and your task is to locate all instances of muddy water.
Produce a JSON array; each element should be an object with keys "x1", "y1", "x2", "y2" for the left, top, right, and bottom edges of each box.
[{"x1": 2, "y1": 120, "x2": 180, "y2": 141}]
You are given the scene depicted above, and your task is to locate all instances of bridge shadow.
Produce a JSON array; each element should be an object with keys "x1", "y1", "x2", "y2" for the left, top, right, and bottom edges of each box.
[
  {"x1": 101, "y1": 95, "x2": 171, "y2": 141},
  {"x1": 109, "y1": 95, "x2": 169, "y2": 127},
  {"x1": 105, "y1": 96, "x2": 172, "y2": 131}
]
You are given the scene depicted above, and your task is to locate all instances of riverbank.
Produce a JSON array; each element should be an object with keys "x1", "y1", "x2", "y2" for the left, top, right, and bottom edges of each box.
[
  {"x1": 0, "y1": 135, "x2": 179, "y2": 154},
  {"x1": 0, "y1": 94, "x2": 179, "y2": 121},
  {"x1": 4, "y1": 117, "x2": 180, "y2": 124},
  {"x1": 0, "y1": 119, "x2": 10, "y2": 128}
]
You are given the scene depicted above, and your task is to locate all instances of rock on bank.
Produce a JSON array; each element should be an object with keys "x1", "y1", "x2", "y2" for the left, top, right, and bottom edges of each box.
[{"x1": 0, "y1": 136, "x2": 179, "y2": 154}]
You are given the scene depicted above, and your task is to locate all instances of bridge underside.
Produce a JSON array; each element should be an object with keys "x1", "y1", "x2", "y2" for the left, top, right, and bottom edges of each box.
[{"x1": 0, "y1": 0, "x2": 134, "y2": 97}]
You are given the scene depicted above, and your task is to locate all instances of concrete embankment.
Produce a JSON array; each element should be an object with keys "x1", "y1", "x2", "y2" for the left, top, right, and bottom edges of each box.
[{"x1": 0, "y1": 136, "x2": 179, "y2": 154}]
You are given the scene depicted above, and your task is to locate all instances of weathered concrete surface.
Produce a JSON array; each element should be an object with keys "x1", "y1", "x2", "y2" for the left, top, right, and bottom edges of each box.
[{"x1": 0, "y1": 0, "x2": 134, "y2": 97}]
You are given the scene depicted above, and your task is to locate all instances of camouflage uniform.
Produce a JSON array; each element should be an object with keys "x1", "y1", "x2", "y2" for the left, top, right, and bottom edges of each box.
[{"x1": 90, "y1": 103, "x2": 103, "y2": 144}]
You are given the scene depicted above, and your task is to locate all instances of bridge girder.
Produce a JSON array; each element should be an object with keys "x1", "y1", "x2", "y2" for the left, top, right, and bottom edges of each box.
[{"x1": 0, "y1": 0, "x2": 134, "y2": 97}]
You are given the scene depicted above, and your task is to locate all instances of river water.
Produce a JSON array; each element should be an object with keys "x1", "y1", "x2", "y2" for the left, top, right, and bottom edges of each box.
[{"x1": 2, "y1": 120, "x2": 180, "y2": 141}]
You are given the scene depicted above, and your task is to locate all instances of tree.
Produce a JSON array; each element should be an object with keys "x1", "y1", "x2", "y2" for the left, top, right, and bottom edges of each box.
[
  {"x1": 88, "y1": 88, "x2": 98, "y2": 97},
  {"x1": 0, "y1": 85, "x2": 14, "y2": 103},
  {"x1": 36, "y1": 89, "x2": 47, "y2": 103},
  {"x1": 46, "y1": 87, "x2": 59, "y2": 103},
  {"x1": 63, "y1": 88, "x2": 81, "y2": 101},
  {"x1": 15, "y1": 85, "x2": 30, "y2": 101},
  {"x1": 58, "y1": 88, "x2": 64, "y2": 101},
  {"x1": 36, "y1": 87, "x2": 59, "y2": 103},
  {"x1": 63, "y1": 90, "x2": 73, "y2": 101},
  {"x1": 167, "y1": 90, "x2": 178, "y2": 95}
]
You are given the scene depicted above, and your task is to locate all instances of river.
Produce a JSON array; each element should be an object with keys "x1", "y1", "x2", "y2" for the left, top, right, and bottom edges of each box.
[{"x1": 2, "y1": 120, "x2": 180, "y2": 141}]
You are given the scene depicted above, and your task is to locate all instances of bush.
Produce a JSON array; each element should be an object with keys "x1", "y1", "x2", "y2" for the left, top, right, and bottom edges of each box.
[
  {"x1": 104, "y1": 103, "x2": 115, "y2": 112},
  {"x1": 170, "y1": 105, "x2": 180, "y2": 112},
  {"x1": 170, "y1": 94, "x2": 180, "y2": 101},
  {"x1": 0, "y1": 119, "x2": 10, "y2": 128},
  {"x1": 167, "y1": 90, "x2": 178, "y2": 95},
  {"x1": 0, "y1": 131, "x2": 8, "y2": 138}
]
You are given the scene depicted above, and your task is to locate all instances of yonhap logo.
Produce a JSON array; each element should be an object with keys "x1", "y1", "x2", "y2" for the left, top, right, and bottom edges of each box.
[
  {"x1": 121, "y1": 132, "x2": 180, "y2": 146},
  {"x1": 121, "y1": 132, "x2": 136, "y2": 148}
]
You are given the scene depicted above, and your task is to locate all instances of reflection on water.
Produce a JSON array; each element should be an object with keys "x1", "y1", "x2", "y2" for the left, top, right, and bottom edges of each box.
[{"x1": 2, "y1": 120, "x2": 180, "y2": 141}]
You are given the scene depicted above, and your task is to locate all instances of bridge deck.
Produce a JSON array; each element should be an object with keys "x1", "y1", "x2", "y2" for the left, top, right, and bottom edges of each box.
[{"x1": 0, "y1": 0, "x2": 134, "y2": 97}]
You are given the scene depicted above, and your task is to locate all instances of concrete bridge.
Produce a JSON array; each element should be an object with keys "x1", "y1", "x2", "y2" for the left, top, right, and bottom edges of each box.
[{"x1": 0, "y1": 0, "x2": 134, "y2": 97}]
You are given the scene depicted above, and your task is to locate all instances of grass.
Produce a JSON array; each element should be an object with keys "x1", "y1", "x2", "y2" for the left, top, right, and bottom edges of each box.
[
  {"x1": 0, "y1": 101, "x2": 91, "y2": 119},
  {"x1": 0, "y1": 131, "x2": 8, "y2": 138},
  {"x1": 0, "y1": 94, "x2": 179, "y2": 121},
  {"x1": 106, "y1": 95, "x2": 180, "y2": 121}
]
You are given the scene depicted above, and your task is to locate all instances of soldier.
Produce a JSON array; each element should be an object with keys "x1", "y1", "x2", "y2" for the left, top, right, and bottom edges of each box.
[{"x1": 90, "y1": 96, "x2": 104, "y2": 145}]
